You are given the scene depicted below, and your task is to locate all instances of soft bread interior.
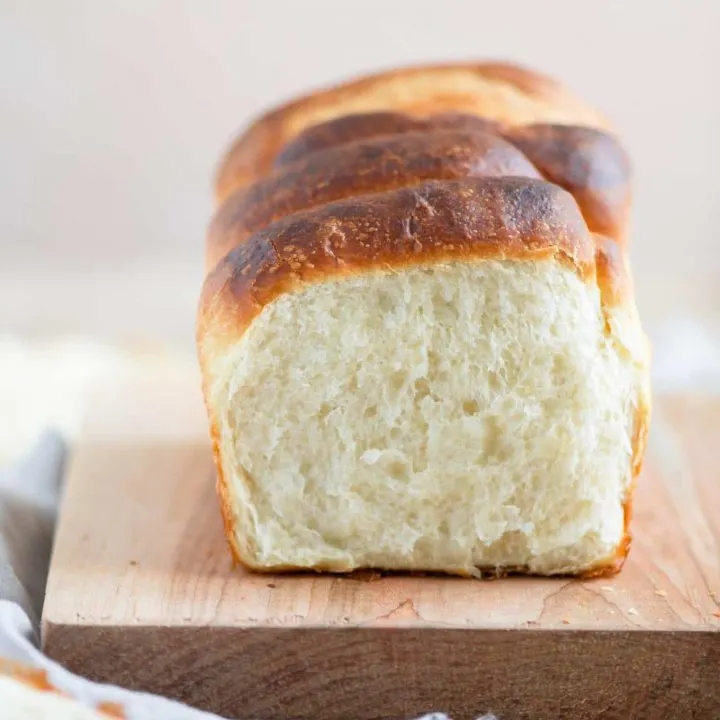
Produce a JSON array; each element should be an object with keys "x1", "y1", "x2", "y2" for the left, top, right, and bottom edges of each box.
[{"x1": 209, "y1": 260, "x2": 638, "y2": 575}]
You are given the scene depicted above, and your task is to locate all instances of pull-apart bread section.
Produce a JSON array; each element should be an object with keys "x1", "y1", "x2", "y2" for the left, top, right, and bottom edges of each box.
[{"x1": 198, "y1": 62, "x2": 650, "y2": 577}]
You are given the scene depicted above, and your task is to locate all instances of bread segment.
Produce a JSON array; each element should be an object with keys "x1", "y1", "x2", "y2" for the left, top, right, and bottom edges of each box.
[
  {"x1": 206, "y1": 129, "x2": 542, "y2": 270},
  {"x1": 215, "y1": 62, "x2": 612, "y2": 195}
]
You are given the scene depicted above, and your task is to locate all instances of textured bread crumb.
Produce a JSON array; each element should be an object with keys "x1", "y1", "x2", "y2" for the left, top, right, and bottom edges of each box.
[{"x1": 208, "y1": 260, "x2": 639, "y2": 575}]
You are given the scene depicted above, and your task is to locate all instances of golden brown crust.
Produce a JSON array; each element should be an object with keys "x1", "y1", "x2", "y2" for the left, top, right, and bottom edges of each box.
[
  {"x1": 274, "y1": 111, "x2": 504, "y2": 167},
  {"x1": 504, "y1": 124, "x2": 631, "y2": 242},
  {"x1": 215, "y1": 61, "x2": 611, "y2": 197},
  {"x1": 592, "y1": 234, "x2": 650, "y2": 575},
  {"x1": 207, "y1": 128, "x2": 541, "y2": 270},
  {"x1": 199, "y1": 177, "x2": 594, "y2": 344},
  {"x1": 464, "y1": 61, "x2": 573, "y2": 97},
  {"x1": 209, "y1": 416, "x2": 245, "y2": 567},
  {"x1": 626, "y1": 356, "x2": 652, "y2": 569},
  {"x1": 595, "y1": 234, "x2": 633, "y2": 307},
  {"x1": 209, "y1": 110, "x2": 630, "y2": 270}
]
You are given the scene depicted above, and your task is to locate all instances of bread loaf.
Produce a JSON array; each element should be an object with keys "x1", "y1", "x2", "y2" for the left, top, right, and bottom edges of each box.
[{"x1": 198, "y1": 62, "x2": 650, "y2": 577}]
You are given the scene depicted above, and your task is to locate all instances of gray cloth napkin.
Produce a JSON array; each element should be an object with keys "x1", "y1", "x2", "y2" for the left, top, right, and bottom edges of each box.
[
  {"x1": 0, "y1": 431, "x2": 63, "y2": 635},
  {"x1": 0, "y1": 432, "x2": 227, "y2": 718},
  {"x1": 0, "y1": 432, "x2": 496, "y2": 719}
]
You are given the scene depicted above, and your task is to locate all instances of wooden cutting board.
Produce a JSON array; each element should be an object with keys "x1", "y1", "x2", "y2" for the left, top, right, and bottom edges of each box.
[{"x1": 42, "y1": 379, "x2": 720, "y2": 720}]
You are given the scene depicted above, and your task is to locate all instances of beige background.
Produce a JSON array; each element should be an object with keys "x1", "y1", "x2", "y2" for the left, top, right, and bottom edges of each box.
[
  {"x1": 1, "y1": 0, "x2": 719, "y2": 457},
  {"x1": 2, "y1": 0, "x2": 720, "y2": 343}
]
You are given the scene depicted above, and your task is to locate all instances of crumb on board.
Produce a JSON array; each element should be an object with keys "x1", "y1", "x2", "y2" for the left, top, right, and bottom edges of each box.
[
  {"x1": 628, "y1": 607, "x2": 639, "y2": 616},
  {"x1": 349, "y1": 569, "x2": 383, "y2": 582},
  {"x1": 267, "y1": 583, "x2": 277, "y2": 589},
  {"x1": 654, "y1": 589, "x2": 667, "y2": 597},
  {"x1": 129, "y1": 560, "x2": 138, "y2": 567},
  {"x1": 713, "y1": 610, "x2": 720, "y2": 619},
  {"x1": 600, "y1": 586, "x2": 615, "y2": 592},
  {"x1": 562, "y1": 619, "x2": 570, "y2": 625}
]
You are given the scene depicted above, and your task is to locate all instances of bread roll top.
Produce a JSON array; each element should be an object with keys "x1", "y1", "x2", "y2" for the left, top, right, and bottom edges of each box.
[
  {"x1": 208, "y1": 63, "x2": 630, "y2": 272},
  {"x1": 198, "y1": 61, "x2": 650, "y2": 578},
  {"x1": 215, "y1": 61, "x2": 613, "y2": 196},
  {"x1": 200, "y1": 176, "x2": 636, "y2": 368}
]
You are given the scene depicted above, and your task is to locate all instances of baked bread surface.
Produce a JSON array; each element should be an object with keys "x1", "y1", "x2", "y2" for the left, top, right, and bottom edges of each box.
[
  {"x1": 215, "y1": 61, "x2": 613, "y2": 196},
  {"x1": 199, "y1": 61, "x2": 650, "y2": 577}
]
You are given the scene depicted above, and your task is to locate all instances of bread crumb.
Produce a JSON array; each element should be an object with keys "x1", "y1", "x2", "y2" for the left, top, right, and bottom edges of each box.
[
  {"x1": 129, "y1": 560, "x2": 138, "y2": 567},
  {"x1": 210, "y1": 262, "x2": 644, "y2": 575},
  {"x1": 713, "y1": 610, "x2": 720, "y2": 619},
  {"x1": 601, "y1": 586, "x2": 615, "y2": 592},
  {"x1": 627, "y1": 607, "x2": 639, "y2": 616},
  {"x1": 267, "y1": 583, "x2": 276, "y2": 589},
  {"x1": 654, "y1": 590, "x2": 667, "y2": 597},
  {"x1": 562, "y1": 619, "x2": 570, "y2": 625},
  {"x1": 350, "y1": 570, "x2": 383, "y2": 582}
]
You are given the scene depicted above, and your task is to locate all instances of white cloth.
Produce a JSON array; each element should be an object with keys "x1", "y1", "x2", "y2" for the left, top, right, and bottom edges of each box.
[
  {"x1": 0, "y1": 432, "x2": 494, "y2": 720},
  {"x1": 0, "y1": 600, "x2": 224, "y2": 719}
]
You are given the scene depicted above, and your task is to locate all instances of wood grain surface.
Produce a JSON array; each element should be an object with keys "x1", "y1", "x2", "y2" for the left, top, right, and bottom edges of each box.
[{"x1": 42, "y1": 392, "x2": 720, "y2": 720}]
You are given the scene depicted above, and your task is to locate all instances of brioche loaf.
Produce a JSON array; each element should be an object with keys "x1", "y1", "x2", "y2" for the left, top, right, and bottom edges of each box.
[{"x1": 198, "y1": 62, "x2": 650, "y2": 577}]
